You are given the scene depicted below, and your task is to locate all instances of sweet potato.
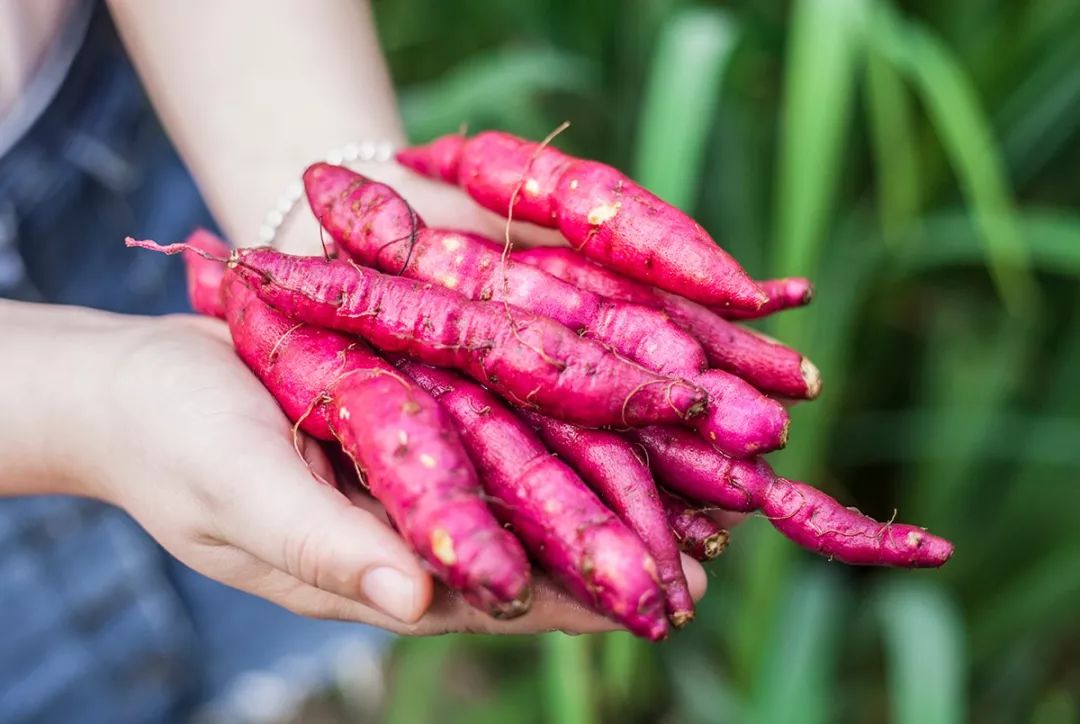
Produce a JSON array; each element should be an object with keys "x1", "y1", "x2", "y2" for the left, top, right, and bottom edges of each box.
[
  {"x1": 178, "y1": 242, "x2": 708, "y2": 428},
  {"x1": 399, "y1": 360, "x2": 669, "y2": 640},
  {"x1": 716, "y1": 277, "x2": 813, "y2": 321},
  {"x1": 634, "y1": 426, "x2": 954, "y2": 567},
  {"x1": 304, "y1": 165, "x2": 786, "y2": 456},
  {"x1": 304, "y1": 163, "x2": 705, "y2": 374},
  {"x1": 181, "y1": 228, "x2": 229, "y2": 318},
  {"x1": 147, "y1": 233, "x2": 533, "y2": 617},
  {"x1": 518, "y1": 411, "x2": 694, "y2": 626},
  {"x1": 515, "y1": 246, "x2": 821, "y2": 400},
  {"x1": 396, "y1": 131, "x2": 766, "y2": 310},
  {"x1": 659, "y1": 490, "x2": 730, "y2": 561}
]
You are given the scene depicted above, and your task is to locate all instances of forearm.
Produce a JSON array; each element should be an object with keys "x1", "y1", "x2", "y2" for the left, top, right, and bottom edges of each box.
[
  {"x1": 108, "y1": 0, "x2": 407, "y2": 250},
  {"x1": 0, "y1": 299, "x2": 123, "y2": 497}
]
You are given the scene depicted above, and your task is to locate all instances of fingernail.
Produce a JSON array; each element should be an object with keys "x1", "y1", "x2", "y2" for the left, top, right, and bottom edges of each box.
[{"x1": 361, "y1": 566, "x2": 418, "y2": 621}]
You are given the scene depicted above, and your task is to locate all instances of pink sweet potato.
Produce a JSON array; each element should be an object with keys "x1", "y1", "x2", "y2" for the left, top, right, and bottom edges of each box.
[
  {"x1": 516, "y1": 246, "x2": 821, "y2": 400},
  {"x1": 211, "y1": 245, "x2": 707, "y2": 428},
  {"x1": 396, "y1": 131, "x2": 767, "y2": 311},
  {"x1": 659, "y1": 490, "x2": 730, "y2": 561},
  {"x1": 716, "y1": 277, "x2": 813, "y2": 321},
  {"x1": 518, "y1": 410, "x2": 694, "y2": 627},
  {"x1": 658, "y1": 294, "x2": 822, "y2": 401},
  {"x1": 634, "y1": 426, "x2": 954, "y2": 567},
  {"x1": 147, "y1": 230, "x2": 532, "y2": 617},
  {"x1": 182, "y1": 228, "x2": 229, "y2": 318},
  {"x1": 305, "y1": 165, "x2": 786, "y2": 456},
  {"x1": 304, "y1": 163, "x2": 705, "y2": 374},
  {"x1": 399, "y1": 360, "x2": 669, "y2": 640},
  {"x1": 221, "y1": 272, "x2": 531, "y2": 616}
]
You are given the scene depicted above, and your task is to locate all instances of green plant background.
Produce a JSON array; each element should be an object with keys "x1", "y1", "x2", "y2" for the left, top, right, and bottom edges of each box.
[{"x1": 370, "y1": 1, "x2": 1080, "y2": 721}]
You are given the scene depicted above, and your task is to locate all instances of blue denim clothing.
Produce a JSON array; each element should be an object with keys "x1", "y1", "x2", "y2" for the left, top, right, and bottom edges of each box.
[{"x1": 0, "y1": 5, "x2": 384, "y2": 723}]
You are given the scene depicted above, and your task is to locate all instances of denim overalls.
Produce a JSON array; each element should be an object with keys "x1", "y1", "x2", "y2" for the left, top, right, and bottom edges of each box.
[{"x1": 0, "y1": 5, "x2": 383, "y2": 722}]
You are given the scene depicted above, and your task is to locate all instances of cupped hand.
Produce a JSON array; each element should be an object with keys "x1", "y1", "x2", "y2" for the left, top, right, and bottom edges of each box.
[{"x1": 72, "y1": 312, "x2": 707, "y2": 634}]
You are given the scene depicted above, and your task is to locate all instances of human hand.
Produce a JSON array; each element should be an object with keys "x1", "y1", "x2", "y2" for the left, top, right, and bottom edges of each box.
[{"x1": 67, "y1": 312, "x2": 708, "y2": 633}]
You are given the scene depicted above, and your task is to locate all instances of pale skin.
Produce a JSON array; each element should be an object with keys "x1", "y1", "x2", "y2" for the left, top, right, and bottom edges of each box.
[{"x1": 0, "y1": 0, "x2": 718, "y2": 634}]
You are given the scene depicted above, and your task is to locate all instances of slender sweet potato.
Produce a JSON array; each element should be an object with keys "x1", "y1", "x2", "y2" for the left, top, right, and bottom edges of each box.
[
  {"x1": 715, "y1": 277, "x2": 813, "y2": 321},
  {"x1": 658, "y1": 296, "x2": 822, "y2": 401},
  {"x1": 304, "y1": 163, "x2": 705, "y2": 374},
  {"x1": 156, "y1": 230, "x2": 533, "y2": 616},
  {"x1": 515, "y1": 246, "x2": 822, "y2": 400},
  {"x1": 399, "y1": 360, "x2": 669, "y2": 640},
  {"x1": 634, "y1": 426, "x2": 954, "y2": 567},
  {"x1": 396, "y1": 131, "x2": 767, "y2": 310},
  {"x1": 129, "y1": 237, "x2": 708, "y2": 428},
  {"x1": 220, "y1": 271, "x2": 531, "y2": 615},
  {"x1": 305, "y1": 165, "x2": 786, "y2": 456},
  {"x1": 659, "y1": 490, "x2": 730, "y2": 561},
  {"x1": 182, "y1": 228, "x2": 229, "y2": 318},
  {"x1": 518, "y1": 410, "x2": 694, "y2": 626}
]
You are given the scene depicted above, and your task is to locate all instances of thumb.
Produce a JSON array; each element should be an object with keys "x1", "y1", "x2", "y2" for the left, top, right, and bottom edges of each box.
[{"x1": 211, "y1": 440, "x2": 434, "y2": 624}]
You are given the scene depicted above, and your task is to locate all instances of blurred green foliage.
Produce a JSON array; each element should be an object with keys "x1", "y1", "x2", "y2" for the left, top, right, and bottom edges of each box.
[{"x1": 373, "y1": 0, "x2": 1080, "y2": 721}]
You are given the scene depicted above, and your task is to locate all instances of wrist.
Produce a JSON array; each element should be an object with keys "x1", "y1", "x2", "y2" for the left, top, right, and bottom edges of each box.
[{"x1": 0, "y1": 301, "x2": 142, "y2": 500}]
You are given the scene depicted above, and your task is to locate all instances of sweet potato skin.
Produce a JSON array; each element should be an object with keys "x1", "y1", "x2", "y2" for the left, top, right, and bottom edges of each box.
[
  {"x1": 635, "y1": 426, "x2": 954, "y2": 568},
  {"x1": 397, "y1": 131, "x2": 766, "y2": 310},
  {"x1": 399, "y1": 360, "x2": 669, "y2": 640},
  {"x1": 716, "y1": 277, "x2": 813, "y2": 320},
  {"x1": 519, "y1": 411, "x2": 695, "y2": 626},
  {"x1": 304, "y1": 163, "x2": 706, "y2": 374},
  {"x1": 227, "y1": 247, "x2": 707, "y2": 427},
  {"x1": 331, "y1": 373, "x2": 532, "y2": 617},
  {"x1": 515, "y1": 246, "x2": 821, "y2": 400},
  {"x1": 659, "y1": 490, "x2": 730, "y2": 561},
  {"x1": 163, "y1": 238, "x2": 534, "y2": 618},
  {"x1": 305, "y1": 166, "x2": 784, "y2": 455},
  {"x1": 182, "y1": 228, "x2": 230, "y2": 318}
]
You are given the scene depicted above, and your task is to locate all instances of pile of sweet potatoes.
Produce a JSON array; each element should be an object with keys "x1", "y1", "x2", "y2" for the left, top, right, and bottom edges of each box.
[{"x1": 129, "y1": 130, "x2": 952, "y2": 640}]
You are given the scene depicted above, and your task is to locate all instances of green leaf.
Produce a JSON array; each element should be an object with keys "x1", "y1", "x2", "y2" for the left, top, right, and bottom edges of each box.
[
  {"x1": 541, "y1": 633, "x2": 595, "y2": 724},
  {"x1": 876, "y1": 578, "x2": 967, "y2": 724},
  {"x1": 996, "y1": 29, "x2": 1080, "y2": 183},
  {"x1": 599, "y1": 632, "x2": 638, "y2": 708},
  {"x1": 1030, "y1": 688, "x2": 1080, "y2": 724},
  {"x1": 383, "y1": 637, "x2": 458, "y2": 724},
  {"x1": 661, "y1": 647, "x2": 743, "y2": 724},
  {"x1": 971, "y1": 540, "x2": 1080, "y2": 659},
  {"x1": 906, "y1": 311, "x2": 1035, "y2": 526},
  {"x1": 773, "y1": 0, "x2": 863, "y2": 277},
  {"x1": 895, "y1": 210, "x2": 1080, "y2": 277},
  {"x1": 633, "y1": 7, "x2": 738, "y2": 210},
  {"x1": 863, "y1": 3, "x2": 921, "y2": 241},
  {"x1": 746, "y1": 565, "x2": 846, "y2": 724},
  {"x1": 875, "y1": 8, "x2": 1039, "y2": 315},
  {"x1": 401, "y1": 46, "x2": 595, "y2": 141}
]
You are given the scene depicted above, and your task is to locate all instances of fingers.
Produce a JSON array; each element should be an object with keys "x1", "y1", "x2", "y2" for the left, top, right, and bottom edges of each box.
[
  {"x1": 208, "y1": 433, "x2": 434, "y2": 624},
  {"x1": 681, "y1": 554, "x2": 708, "y2": 600},
  {"x1": 203, "y1": 541, "x2": 620, "y2": 636}
]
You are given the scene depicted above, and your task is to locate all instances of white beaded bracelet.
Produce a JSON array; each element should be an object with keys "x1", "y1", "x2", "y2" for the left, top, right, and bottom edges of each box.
[{"x1": 258, "y1": 140, "x2": 397, "y2": 246}]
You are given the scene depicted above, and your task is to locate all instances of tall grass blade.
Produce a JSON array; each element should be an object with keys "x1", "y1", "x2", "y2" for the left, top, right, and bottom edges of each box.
[
  {"x1": 876, "y1": 578, "x2": 967, "y2": 724},
  {"x1": 876, "y1": 9, "x2": 1038, "y2": 314},
  {"x1": 863, "y1": 3, "x2": 920, "y2": 241},
  {"x1": 746, "y1": 566, "x2": 846, "y2": 724},
  {"x1": 773, "y1": 0, "x2": 863, "y2": 277},
  {"x1": 633, "y1": 7, "x2": 738, "y2": 209},
  {"x1": 541, "y1": 633, "x2": 594, "y2": 724}
]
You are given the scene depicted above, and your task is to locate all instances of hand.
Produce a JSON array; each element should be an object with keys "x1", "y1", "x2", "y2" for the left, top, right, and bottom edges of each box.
[{"x1": 67, "y1": 312, "x2": 707, "y2": 634}]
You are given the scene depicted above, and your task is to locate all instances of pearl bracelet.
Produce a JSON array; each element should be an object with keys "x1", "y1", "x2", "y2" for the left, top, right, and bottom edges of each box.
[{"x1": 258, "y1": 140, "x2": 397, "y2": 246}]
